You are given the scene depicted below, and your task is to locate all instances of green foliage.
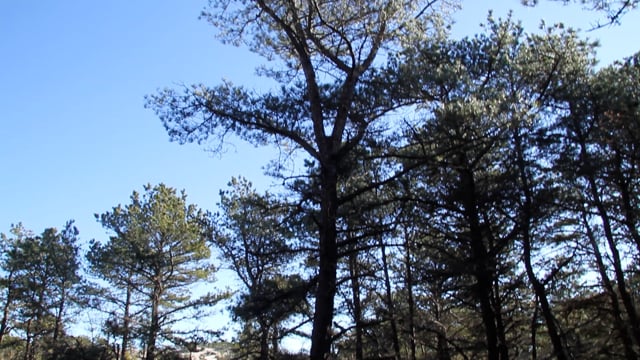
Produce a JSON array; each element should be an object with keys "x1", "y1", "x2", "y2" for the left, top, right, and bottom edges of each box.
[
  {"x1": 3, "y1": 2, "x2": 639, "y2": 359},
  {"x1": 145, "y1": 2, "x2": 640, "y2": 358},
  {"x1": 0, "y1": 222, "x2": 81, "y2": 360},
  {"x1": 44, "y1": 336, "x2": 116, "y2": 360},
  {"x1": 91, "y1": 184, "x2": 226, "y2": 360},
  {"x1": 214, "y1": 177, "x2": 310, "y2": 359},
  {"x1": 521, "y1": 0, "x2": 639, "y2": 27}
]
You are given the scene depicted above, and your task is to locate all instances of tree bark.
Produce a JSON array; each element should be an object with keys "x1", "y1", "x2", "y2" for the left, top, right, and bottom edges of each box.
[
  {"x1": 380, "y1": 238, "x2": 401, "y2": 360},
  {"x1": 310, "y1": 166, "x2": 339, "y2": 360},
  {"x1": 271, "y1": 325, "x2": 280, "y2": 358},
  {"x1": 513, "y1": 130, "x2": 571, "y2": 360},
  {"x1": 530, "y1": 304, "x2": 538, "y2": 360},
  {"x1": 578, "y1": 137, "x2": 640, "y2": 349},
  {"x1": 121, "y1": 284, "x2": 132, "y2": 360},
  {"x1": 612, "y1": 149, "x2": 640, "y2": 256},
  {"x1": 433, "y1": 288, "x2": 451, "y2": 360},
  {"x1": 259, "y1": 319, "x2": 270, "y2": 360},
  {"x1": 53, "y1": 287, "x2": 66, "y2": 342},
  {"x1": 402, "y1": 229, "x2": 418, "y2": 360},
  {"x1": 522, "y1": 238, "x2": 570, "y2": 360},
  {"x1": 23, "y1": 318, "x2": 33, "y2": 360},
  {"x1": 146, "y1": 285, "x2": 161, "y2": 360},
  {"x1": 492, "y1": 281, "x2": 509, "y2": 360},
  {"x1": 348, "y1": 250, "x2": 363, "y2": 360},
  {"x1": 582, "y1": 210, "x2": 638, "y2": 359},
  {"x1": 0, "y1": 270, "x2": 15, "y2": 345},
  {"x1": 459, "y1": 166, "x2": 501, "y2": 360}
]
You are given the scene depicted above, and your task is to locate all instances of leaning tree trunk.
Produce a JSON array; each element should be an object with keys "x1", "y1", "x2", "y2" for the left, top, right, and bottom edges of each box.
[
  {"x1": 582, "y1": 210, "x2": 639, "y2": 359},
  {"x1": 514, "y1": 130, "x2": 572, "y2": 360},
  {"x1": 612, "y1": 149, "x2": 640, "y2": 256},
  {"x1": 577, "y1": 134, "x2": 640, "y2": 349},
  {"x1": 522, "y1": 234, "x2": 571, "y2": 360}
]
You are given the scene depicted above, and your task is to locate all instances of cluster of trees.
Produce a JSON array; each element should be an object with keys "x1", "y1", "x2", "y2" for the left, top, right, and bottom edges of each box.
[
  {"x1": 2, "y1": 1, "x2": 638, "y2": 359},
  {"x1": 0, "y1": 222, "x2": 80, "y2": 360},
  {"x1": 146, "y1": 0, "x2": 640, "y2": 359},
  {"x1": 0, "y1": 185, "x2": 227, "y2": 360},
  {"x1": 87, "y1": 184, "x2": 226, "y2": 360}
]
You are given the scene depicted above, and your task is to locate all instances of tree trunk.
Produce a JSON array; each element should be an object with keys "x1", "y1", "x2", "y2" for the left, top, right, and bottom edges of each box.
[
  {"x1": 530, "y1": 304, "x2": 539, "y2": 360},
  {"x1": 580, "y1": 148, "x2": 640, "y2": 349},
  {"x1": 436, "y1": 331, "x2": 451, "y2": 360},
  {"x1": 433, "y1": 289, "x2": 451, "y2": 360},
  {"x1": 271, "y1": 325, "x2": 280, "y2": 358},
  {"x1": 380, "y1": 238, "x2": 401, "y2": 360},
  {"x1": 23, "y1": 318, "x2": 33, "y2": 360},
  {"x1": 513, "y1": 130, "x2": 571, "y2": 360},
  {"x1": 348, "y1": 250, "x2": 364, "y2": 360},
  {"x1": 522, "y1": 238, "x2": 570, "y2": 360},
  {"x1": 460, "y1": 166, "x2": 501, "y2": 360},
  {"x1": 26, "y1": 284, "x2": 47, "y2": 360},
  {"x1": 53, "y1": 287, "x2": 66, "y2": 342},
  {"x1": 560, "y1": 114, "x2": 640, "y2": 357},
  {"x1": 146, "y1": 286, "x2": 161, "y2": 360},
  {"x1": 310, "y1": 166, "x2": 339, "y2": 360},
  {"x1": 121, "y1": 284, "x2": 132, "y2": 360},
  {"x1": 492, "y1": 281, "x2": 509, "y2": 360},
  {"x1": 582, "y1": 210, "x2": 639, "y2": 359},
  {"x1": 0, "y1": 270, "x2": 15, "y2": 345},
  {"x1": 476, "y1": 263, "x2": 500, "y2": 360},
  {"x1": 259, "y1": 319, "x2": 270, "y2": 360},
  {"x1": 403, "y1": 229, "x2": 418, "y2": 360},
  {"x1": 612, "y1": 149, "x2": 640, "y2": 256}
]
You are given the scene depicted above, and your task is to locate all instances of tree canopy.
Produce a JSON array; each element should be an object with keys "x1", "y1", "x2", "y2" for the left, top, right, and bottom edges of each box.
[
  {"x1": 1, "y1": 1, "x2": 639, "y2": 360},
  {"x1": 90, "y1": 184, "x2": 225, "y2": 360},
  {"x1": 144, "y1": 1, "x2": 640, "y2": 359}
]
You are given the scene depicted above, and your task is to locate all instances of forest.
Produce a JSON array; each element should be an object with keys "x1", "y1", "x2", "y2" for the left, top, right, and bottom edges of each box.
[{"x1": 1, "y1": 0, "x2": 640, "y2": 359}]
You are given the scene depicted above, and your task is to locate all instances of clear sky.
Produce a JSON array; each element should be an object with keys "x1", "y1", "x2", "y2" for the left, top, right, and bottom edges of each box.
[
  {"x1": 1, "y1": 1, "x2": 276, "y2": 244},
  {"x1": 1, "y1": 0, "x2": 639, "y2": 346}
]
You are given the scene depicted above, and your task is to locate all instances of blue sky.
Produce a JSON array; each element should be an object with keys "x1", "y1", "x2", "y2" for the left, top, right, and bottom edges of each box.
[
  {"x1": 1, "y1": 1, "x2": 275, "y2": 243},
  {"x1": 1, "y1": 0, "x2": 639, "y2": 343}
]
